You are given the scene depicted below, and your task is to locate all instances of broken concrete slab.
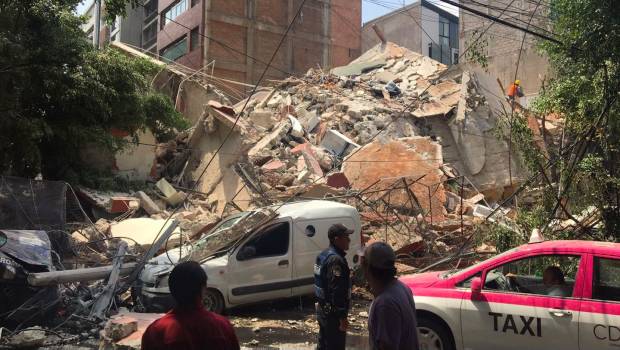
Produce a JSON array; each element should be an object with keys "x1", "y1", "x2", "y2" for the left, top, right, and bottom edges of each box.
[
  {"x1": 375, "y1": 70, "x2": 399, "y2": 84},
  {"x1": 320, "y1": 130, "x2": 360, "y2": 157},
  {"x1": 109, "y1": 218, "x2": 182, "y2": 249},
  {"x1": 136, "y1": 191, "x2": 161, "y2": 215},
  {"x1": 103, "y1": 316, "x2": 138, "y2": 341},
  {"x1": 155, "y1": 178, "x2": 184, "y2": 206},
  {"x1": 331, "y1": 59, "x2": 386, "y2": 76},
  {"x1": 249, "y1": 109, "x2": 277, "y2": 131},
  {"x1": 248, "y1": 120, "x2": 292, "y2": 165},
  {"x1": 342, "y1": 137, "x2": 447, "y2": 221}
]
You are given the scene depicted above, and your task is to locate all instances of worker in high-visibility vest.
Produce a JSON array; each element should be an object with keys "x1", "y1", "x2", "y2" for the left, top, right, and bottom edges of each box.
[{"x1": 507, "y1": 79, "x2": 524, "y2": 101}]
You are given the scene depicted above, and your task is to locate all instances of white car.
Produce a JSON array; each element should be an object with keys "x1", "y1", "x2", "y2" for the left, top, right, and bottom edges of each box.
[
  {"x1": 138, "y1": 200, "x2": 362, "y2": 313},
  {"x1": 402, "y1": 240, "x2": 620, "y2": 350}
]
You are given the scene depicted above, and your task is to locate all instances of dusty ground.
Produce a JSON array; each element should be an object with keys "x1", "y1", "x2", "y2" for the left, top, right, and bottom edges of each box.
[
  {"x1": 12, "y1": 289, "x2": 373, "y2": 350},
  {"x1": 229, "y1": 291, "x2": 372, "y2": 349}
]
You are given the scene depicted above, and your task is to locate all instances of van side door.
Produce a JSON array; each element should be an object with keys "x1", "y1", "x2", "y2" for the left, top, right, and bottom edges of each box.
[
  {"x1": 291, "y1": 217, "x2": 358, "y2": 297},
  {"x1": 578, "y1": 254, "x2": 620, "y2": 349},
  {"x1": 227, "y1": 220, "x2": 293, "y2": 305}
]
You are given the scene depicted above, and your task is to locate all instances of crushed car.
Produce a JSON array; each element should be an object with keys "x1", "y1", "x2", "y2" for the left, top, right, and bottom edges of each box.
[{"x1": 137, "y1": 200, "x2": 362, "y2": 313}]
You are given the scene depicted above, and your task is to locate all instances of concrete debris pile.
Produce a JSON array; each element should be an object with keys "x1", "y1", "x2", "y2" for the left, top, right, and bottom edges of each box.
[{"x1": 167, "y1": 42, "x2": 527, "y2": 258}]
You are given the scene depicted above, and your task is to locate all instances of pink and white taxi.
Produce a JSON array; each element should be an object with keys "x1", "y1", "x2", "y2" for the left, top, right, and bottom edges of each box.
[{"x1": 402, "y1": 240, "x2": 620, "y2": 350}]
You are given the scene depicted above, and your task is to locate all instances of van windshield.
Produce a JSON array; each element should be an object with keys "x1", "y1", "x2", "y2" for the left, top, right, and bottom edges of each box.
[{"x1": 189, "y1": 208, "x2": 277, "y2": 262}]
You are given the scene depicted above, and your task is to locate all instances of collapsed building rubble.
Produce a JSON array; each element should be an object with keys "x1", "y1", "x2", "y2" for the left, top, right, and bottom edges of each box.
[{"x1": 0, "y1": 41, "x2": 560, "y2": 348}]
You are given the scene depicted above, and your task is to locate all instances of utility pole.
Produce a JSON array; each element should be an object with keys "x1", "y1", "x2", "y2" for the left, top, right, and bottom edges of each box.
[{"x1": 94, "y1": 0, "x2": 101, "y2": 49}]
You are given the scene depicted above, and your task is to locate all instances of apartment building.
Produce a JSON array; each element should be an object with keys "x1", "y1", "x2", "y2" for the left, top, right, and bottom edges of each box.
[
  {"x1": 361, "y1": 0, "x2": 459, "y2": 65},
  {"x1": 80, "y1": 0, "x2": 143, "y2": 49}
]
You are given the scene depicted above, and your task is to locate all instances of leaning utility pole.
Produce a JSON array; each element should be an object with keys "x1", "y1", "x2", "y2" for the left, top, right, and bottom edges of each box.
[{"x1": 93, "y1": 0, "x2": 101, "y2": 49}]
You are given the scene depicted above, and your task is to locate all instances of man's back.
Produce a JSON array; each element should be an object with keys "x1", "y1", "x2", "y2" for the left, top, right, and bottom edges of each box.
[
  {"x1": 142, "y1": 306, "x2": 239, "y2": 350},
  {"x1": 369, "y1": 279, "x2": 419, "y2": 350}
]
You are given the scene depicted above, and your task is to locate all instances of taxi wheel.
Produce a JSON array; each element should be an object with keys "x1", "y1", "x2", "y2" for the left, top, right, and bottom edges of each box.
[
  {"x1": 417, "y1": 317, "x2": 455, "y2": 350},
  {"x1": 203, "y1": 289, "x2": 225, "y2": 314}
]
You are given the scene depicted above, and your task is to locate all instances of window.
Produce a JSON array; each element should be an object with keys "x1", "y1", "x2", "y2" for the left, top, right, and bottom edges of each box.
[
  {"x1": 144, "y1": 0, "x2": 158, "y2": 21},
  {"x1": 483, "y1": 255, "x2": 580, "y2": 297},
  {"x1": 238, "y1": 222, "x2": 290, "y2": 260},
  {"x1": 142, "y1": 21, "x2": 158, "y2": 49},
  {"x1": 161, "y1": 0, "x2": 188, "y2": 27},
  {"x1": 593, "y1": 257, "x2": 620, "y2": 302},
  {"x1": 305, "y1": 225, "x2": 316, "y2": 238},
  {"x1": 159, "y1": 37, "x2": 187, "y2": 61},
  {"x1": 438, "y1": 18, "x2": 451, "y2": 65},
  {"x1": 190, "y1": 27, "x2": 200, "y2": 51}
]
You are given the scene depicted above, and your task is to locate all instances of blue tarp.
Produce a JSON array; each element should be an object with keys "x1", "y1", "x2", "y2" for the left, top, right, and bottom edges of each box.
[{"x1": 0, "y1": 230, "x2": 52, "y2": 267}]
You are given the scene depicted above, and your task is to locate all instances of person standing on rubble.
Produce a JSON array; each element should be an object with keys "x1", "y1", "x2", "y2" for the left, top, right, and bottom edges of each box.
[
  {"x1": 141, "y1": 261, "x2": 239, "y2": 350},
  {"x1": 506, "y1": 79, "x2": 524, "y2": 103},
  {"x1": 314, "y1": 223, "x2": 353, "y2": 350},
  {"x1": 362, "y1": 242, "x2": 419, "y2": 350}
]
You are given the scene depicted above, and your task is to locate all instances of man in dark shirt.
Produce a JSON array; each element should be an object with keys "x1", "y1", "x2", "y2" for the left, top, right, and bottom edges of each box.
[
  {"x1": 141, "y1": 261, "x2": 239, "y2": 350},
  {"x1": 314, "y1": 223, "x2": 353, "y2": 350},
  {"x1": 363, "y1": 242, "x2": 419, "y2": 350}
]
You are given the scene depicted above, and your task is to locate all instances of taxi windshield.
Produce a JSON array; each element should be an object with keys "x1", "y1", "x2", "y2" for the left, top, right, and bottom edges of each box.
[{"x1": 440, "y1": 246, "x2": 521, "y2": 279}]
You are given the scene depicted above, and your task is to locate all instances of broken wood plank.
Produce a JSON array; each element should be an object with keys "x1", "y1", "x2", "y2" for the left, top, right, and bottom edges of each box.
[{"x1": 90, "y1": 241, "x2": 128, "y2": 320}]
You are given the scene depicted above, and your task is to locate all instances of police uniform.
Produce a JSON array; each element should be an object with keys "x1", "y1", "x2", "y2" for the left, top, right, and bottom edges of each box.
[{"x1": 314, "y1": 224, "x2": 352, "y2": 350}]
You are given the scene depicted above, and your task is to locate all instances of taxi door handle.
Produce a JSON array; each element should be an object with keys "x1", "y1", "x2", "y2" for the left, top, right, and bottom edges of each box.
[
  {"x1": 278, "y1": 260, "x2": 289, "y2": 267},
  {"x1": 548, "y1": 309, "x2": 572, "y2": 317}
]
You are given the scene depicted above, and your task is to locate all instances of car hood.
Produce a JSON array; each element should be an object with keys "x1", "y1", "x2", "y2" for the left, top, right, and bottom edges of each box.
[{"x1": 399, "y1": 271, "x2": 445, "y2": 288}]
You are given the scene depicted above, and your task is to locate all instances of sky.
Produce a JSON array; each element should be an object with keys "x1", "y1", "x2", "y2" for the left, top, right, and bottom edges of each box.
[{"x1": 76, "y1": 0, "x2": 459, "y2": 22}]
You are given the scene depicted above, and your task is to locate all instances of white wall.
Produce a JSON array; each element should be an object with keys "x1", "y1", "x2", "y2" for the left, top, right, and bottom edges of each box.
[{"x1": 421, "y1": 6, "x2": 439, "y2": 57}]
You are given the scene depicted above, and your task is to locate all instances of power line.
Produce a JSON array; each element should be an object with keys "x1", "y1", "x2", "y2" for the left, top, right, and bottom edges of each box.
[{"x1": 437, "y1": 0, "x2": 563, "y2": 45}]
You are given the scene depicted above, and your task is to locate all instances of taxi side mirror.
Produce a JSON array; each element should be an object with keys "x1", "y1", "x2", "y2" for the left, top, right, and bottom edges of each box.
[{"x1": 471, "y1": 277, "x2": 483, "y2": 295}]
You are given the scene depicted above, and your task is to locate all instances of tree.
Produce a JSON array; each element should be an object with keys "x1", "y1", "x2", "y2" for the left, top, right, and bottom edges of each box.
[
  {"x1": 0, "y1": 0, "x2": 186, "y2": 180},
  {"x1": 531, "y1": 0, "x2": 620, "y2": 239}
]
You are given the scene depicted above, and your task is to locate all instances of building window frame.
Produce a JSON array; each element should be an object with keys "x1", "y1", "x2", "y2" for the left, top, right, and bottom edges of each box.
[
  {"x1": 160, "y1": 37, "x2": 188, "y2": 62},
  {"x1": 190, "y1": 27, "x2": 200, "y2": 51},
  {"x1": 161, "y1": 0, "x2": 188, "y2": 28}
]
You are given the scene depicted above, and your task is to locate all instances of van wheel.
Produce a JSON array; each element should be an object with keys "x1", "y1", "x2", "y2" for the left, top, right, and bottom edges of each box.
[
  {"x1": 203, "y1": 289, "x2": 225, "y2": 314},
  {"x1": 417, "y1": 316, "x2": 455, "y2": 350}
]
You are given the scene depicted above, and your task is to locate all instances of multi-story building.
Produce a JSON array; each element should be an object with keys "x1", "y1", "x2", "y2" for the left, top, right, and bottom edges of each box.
[
  {"x1": 80, "y1": 0, "x2": 143, "y2": 49},
  {"x1": 82, "y1": 0, "x2": 362, "y2": 84},
  {"x1": 361, "y1": 0, "x2": 459, "y2": 65},
  {"x1": 459, "y1": 0, "x2": 550, "y2": 106},
  {"x1": 153, "y1": 0, "x2": 362, "y2": 82}
]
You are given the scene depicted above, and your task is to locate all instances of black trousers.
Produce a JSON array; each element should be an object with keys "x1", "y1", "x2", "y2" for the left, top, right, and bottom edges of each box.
[{"x1": 317, "y1": 312, "x2": 346, "y2": 350}]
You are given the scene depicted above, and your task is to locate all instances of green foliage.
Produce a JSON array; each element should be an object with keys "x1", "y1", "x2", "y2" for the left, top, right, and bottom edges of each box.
[
  {"x1": 532, "y1": 0, "x2": 620, "y2": 239},
  {"x1": 0, "y1": 0, "x2": 186, "y2": 181}
]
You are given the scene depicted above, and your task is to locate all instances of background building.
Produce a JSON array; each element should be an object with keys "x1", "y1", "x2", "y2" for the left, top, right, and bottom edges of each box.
[
  {"x1": 361, "y1": 0, "x2": 459, "y2": 65},
  {"x1": 82, "y1": 1, "x2": 362, "y2": 83},
  {"x1": 459, "y1": 0, "x2": 550, "y2": 106},
  {"x1": 80, "y1": 0, "x2": 143, "y2": 49}
]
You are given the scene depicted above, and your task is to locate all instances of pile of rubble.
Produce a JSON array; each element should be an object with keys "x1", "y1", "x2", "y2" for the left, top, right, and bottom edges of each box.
[
  {"x1": 0, "y1": 42, "x2": 558, "y2": 348},
  {"x1": 156, "y1": 42, "x2": 530, "y2": 258}
]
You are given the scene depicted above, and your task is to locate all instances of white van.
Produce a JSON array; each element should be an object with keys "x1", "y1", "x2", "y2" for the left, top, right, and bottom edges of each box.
[{"x1": 138, "y1": 200, "x2": 362, "y2": 313}]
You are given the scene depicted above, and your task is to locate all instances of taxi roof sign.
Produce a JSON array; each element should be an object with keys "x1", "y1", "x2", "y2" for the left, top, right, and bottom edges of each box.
[{"x1": 528, "y1": 228, "x2": 545, "y2": 244}]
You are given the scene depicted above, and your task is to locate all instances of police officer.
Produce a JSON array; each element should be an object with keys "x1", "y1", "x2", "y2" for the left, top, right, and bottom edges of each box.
[{"x1": 314, "y1": 223, "x2": 353, "y2": 350}]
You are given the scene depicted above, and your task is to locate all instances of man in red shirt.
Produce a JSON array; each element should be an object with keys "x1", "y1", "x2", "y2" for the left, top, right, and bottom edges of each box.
[{"x1": 141, "y1": 261, "x2": 239, "y2": 350}]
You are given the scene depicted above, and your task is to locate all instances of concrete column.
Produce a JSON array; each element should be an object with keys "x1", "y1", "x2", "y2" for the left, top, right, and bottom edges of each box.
[
  {"x1": 287, "y1": 0, "x2": 294, "y2": 74},
  {"x1": 322, "y1": 0, "x2": 331, "y2": 69},
  {"x1": 245, "y1": 0, "x2": 256, "y2": 84}
]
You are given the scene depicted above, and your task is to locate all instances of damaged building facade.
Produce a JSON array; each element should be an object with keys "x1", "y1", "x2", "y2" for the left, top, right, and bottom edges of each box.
[
  {"x1": 82, "y1": 0, "x2": 363, "y2": 82},
  {"x1": 459, "y1": 0, "x2": 550, "y2": 107}
]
